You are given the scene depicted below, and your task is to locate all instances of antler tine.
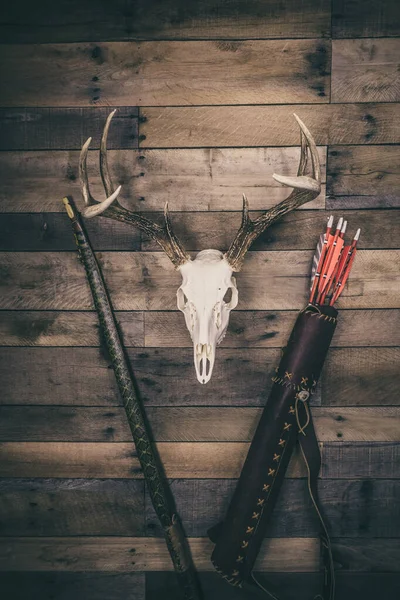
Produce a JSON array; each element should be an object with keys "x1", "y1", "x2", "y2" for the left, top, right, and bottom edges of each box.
[
  {"x1": 79, "y1": 136, "x2": 95, "y2": 207},
  {"x1": 79, "y1": 129, "x2": 122, "y2": 214},
  {"x1": 225, "y1": 115, "x2": 321, "y2": 272},
  {"x1": 100, "y1": 109, "x2": 116, "y2": 197},
  {"x1": 78, "y1": 111, "x2": 190, "y2": 268}
]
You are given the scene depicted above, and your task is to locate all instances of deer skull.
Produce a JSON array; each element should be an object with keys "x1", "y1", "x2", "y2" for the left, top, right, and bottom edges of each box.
[
  {"x1": 177, "y1": 250, "x2": 238, "y2": 384},
  {"x1": 78, "y1": 111, "x2": 321, "y2": 384}
]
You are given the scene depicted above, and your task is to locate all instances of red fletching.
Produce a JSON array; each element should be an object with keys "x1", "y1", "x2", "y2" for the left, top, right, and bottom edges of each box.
[
  {"x1": 309, "y1": 220, "x2": 360, "y2": 307},
  {"x1": 309, "y1": 216, "x2": 333, "y2": 304}
]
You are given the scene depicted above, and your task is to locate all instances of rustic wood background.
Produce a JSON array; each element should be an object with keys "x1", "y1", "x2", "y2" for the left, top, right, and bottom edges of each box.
[{"x1": 0, "y1": 1, "x2": 399, "y2": 598}]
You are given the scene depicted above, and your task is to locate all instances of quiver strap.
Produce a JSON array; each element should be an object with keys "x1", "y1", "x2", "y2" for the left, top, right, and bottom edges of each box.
[{"x1": 209, "y1": 304, "x2": 338, "y2": 600}]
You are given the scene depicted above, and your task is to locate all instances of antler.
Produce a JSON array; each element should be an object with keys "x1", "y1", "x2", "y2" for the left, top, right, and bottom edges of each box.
[
  {"x1": 79, "y1": 110, "x2": 190, "y2": 268},
  {"x1": 225, "y1": 114, "x2": 321, "y2": 271}
]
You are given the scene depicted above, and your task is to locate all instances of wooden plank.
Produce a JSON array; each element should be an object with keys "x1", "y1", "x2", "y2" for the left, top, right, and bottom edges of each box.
[
  {"x1": 0, "y1": 250, "x2": 398, "y2": 310},
  {"x1": 0, "y1": 572, "x2": 146, "y2": 600},
  {"x1": 0, "y1": 1, "x2": 129, "y2": 44},
  {"x1": 1, "y1": 310, "x2": 399, "y2": 348},
  {"x1": 0, "y1": 537, "x2": 398, "y2": 573},
  {"x1": 0, "y1": 347, "x2": 122, "y2": 406},
  {"x1": 0, "y1": 147, "x2": 326, "y2": 213},
  {"x1": 140, "y1": 103, "x2": 400, "y2": 148},
  {"x1": 146, "y1": 572, "x2": 400, "y2": 600},
  {"x1": 0, "y1": 40, "x2": 330, "y2": 107},
  {"x1": 0, "y1": 407, "x2": 398, "y2": 443},
  {"x1": 332, "y1": 0, "x2": 400, "y2": 38},
  {"x1": 3, "y1": 209, "x2": 399, "y2": 252},
  {"x1": 327, "y1": 146, "x2": 400, "y2": 208},
  {"x1": 0, "y1": 213, "x2": 141, "y2": 252},
  {"x1": 0, "y1": 311, "x2": 144, "y2": 347},
  {"x1": 0, "y1": 479, "x2": 145, "y2": 536},
  {"x1": 0, "y1": 150, "x2": 145, "y2": 214},
  {"x1": 1, "y1": 572, "x2": 398, "y2": 600},
  {"x1": 323, "y1": 442, "x2": 400, "y2": 479},
  {"x1": 141, "y1": 209, "x2": 398, "y2": 252},
  {"x1": 0, "y1": 0, "x2": 331, "y2": 43},
  {"x1": 0, "y1": 478, "x2": 397, "y2": 539},
  {"x1": 120, "y1": 145, "x2": 326, "y2": 212},
  {"x1": 332, "y1": 39, "x2": 400, "y2": 103},
  {"x1": 0, "y1": 441, "x2": 305, "y2": 479},
  {"x1": 0, "y1": 441, "x2": 397, "y2": 479},
  {"x1": 145, "y1": 310, "x2": 400, "y2": 347},
  {"x1": 0, "y1": 108, "x2": 138, "y2": 151},
  {"x1": 1, "y1": 347, "x2": 397, "y2": 408},
  {"x1": 324, "y1": 347, "x2": 400, "y2": 407},
  {"x1": 0, "y1": 537, "x2": 319, "y2": 572},
  {"x1": 0, "y1": 345, "x2": 314, "y2": 408},
  {"x1": 0, "y1": 208, "x2": 397, "y2": 253},
  {"x1": 145, "y1": 479, "x2": 400, "y2": 538}
]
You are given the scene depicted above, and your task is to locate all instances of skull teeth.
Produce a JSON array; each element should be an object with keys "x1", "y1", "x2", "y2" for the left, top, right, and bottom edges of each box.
[{"x1": 196, "y1": 343, "x2": 213, "y2": 358}]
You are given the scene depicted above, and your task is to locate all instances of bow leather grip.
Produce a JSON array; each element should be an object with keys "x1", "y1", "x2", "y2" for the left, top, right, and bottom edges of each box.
[{"x1": 209, "y1": 304, "x2": 338, "y2": 587}]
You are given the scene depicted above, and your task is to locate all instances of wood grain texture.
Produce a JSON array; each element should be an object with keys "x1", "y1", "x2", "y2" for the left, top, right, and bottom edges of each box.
[
  {"x1": 0, "y1": 478, "x2": 398, "y2": 538},
  {"x1": 125, "y1": 145, "x2": 327, "y2": 211},
  {"x1": 0, "y1": 441, "x2": 396, "y2": 479},
  {"x1": 0, "y1": 147, "x2": 326, "y2": 213},
  {"x1": 332, "y1": 39, "x2": 400, "y2": 103},
  {"x1": 140, "y1": 104, "x2": 400, "y2": 147},
  {"x1": 0, "y1": 0, "x2": 398, "y2": 593},
  {"x1": 0, "y1": 213, "x2": 142, "y2": 252},
  {"x1": 1, "y1": 347, "x2": 397, "y2": 408},
  {"x1": 140, "y1": 210, "x2": 398, "y2": 252},
  {"x1": 0, "y1": 251, "x2": 398, "y2": 310},
  {"x1": 0, "y1": 537, "x2": 398, "y2": 572},
  {"x1": 2, "y1": 572, "x2": 397, "y2": 600},
  {"x1": 0, "y1": 572, "x2": 146, "y2": 600},
  {"x1": 1, "y1": 310, "x2": 399, "y2": 348},
  {"x1": 0, "y1": 479, "x2": 145, "y2": 536},
  {"x1": 0, "y1": 537, "x2": 320, "y2": 572},
  {"x1": 146, "y1": 572, "x2": 400, "y2": 600},
  {"x1": 0, "y1": 441, "x2": 306, "y2": 479},
  {"x1": 0, "y1": 311, "x2": 144, "y2": 347},
  {"x1": 332, "y1": 0, "x2": 400, "y2": 38},
  {"x1": 0, "y1": 407, "x2": 398, "y2": 442},
  {"x1": 324, "y1": 347, "x2": 400, "y2": 407},
  {"x1": 327, "y1": 146, "x2": 400, "y2": 208},
  {"x1": 0, "y1": 40, "x2": 331, "y2": 107},
  {"x1": 0, "y1": 0, "x2": 331, "y2": 42},
  {"x1": 1, "y1": 145, "x2": 397, "y2": 213},
  {"x1": 0, "y1": 150, "x2": 146, "y2": 214},
  {"x1": 2, "y1": 210, "x2": 399, "y2": 252},
  {"x1": 0, "y1": 107, "x2": 138, "y2": 151},
  {"x1": 323, "y1": 443, "x2": 400, "y2": 479},
  {"x1": 145, "y1": 479, "x2": 400, "y2": 538}
]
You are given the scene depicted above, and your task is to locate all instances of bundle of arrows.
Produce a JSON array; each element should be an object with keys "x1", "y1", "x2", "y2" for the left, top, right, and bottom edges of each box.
[{"x1": 309, "y1": 216, "x2": 361, "y2": 306}]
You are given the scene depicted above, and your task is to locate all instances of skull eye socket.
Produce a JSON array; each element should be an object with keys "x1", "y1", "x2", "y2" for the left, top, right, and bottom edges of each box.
[
  {"x1": 223, "y1": 284, "x2": 238, "y2": 310},
  {"x1": 177, "y1": 288, "x2": 188, "y2": 310},
  {"x1": 223, "y1": 288, "x2": 232, "y2": 304}
]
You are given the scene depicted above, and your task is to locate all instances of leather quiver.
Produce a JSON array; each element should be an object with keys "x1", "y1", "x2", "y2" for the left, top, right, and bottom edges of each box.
[{"x1": 209, "y1": 304, "x2": 338, "y2": 588}]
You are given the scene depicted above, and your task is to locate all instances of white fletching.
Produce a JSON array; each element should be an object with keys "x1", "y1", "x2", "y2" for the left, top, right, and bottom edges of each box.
[{"x1": 310, "y1": 233, "x2": 324, "y2": 291}]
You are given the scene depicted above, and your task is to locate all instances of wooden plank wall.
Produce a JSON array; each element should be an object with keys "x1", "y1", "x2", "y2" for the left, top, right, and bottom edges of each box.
[{"x1": 0, "y1": 1, "x2": 399, "y2": 598}]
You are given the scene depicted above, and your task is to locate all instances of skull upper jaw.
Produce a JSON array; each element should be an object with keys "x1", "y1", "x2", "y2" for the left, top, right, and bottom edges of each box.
[
  {"x1": 176, "y1": 252, "x2": 239, "y2": 384},
  {"x1": 194, "y1": 342, "x2": 215, "y2": 385}
]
